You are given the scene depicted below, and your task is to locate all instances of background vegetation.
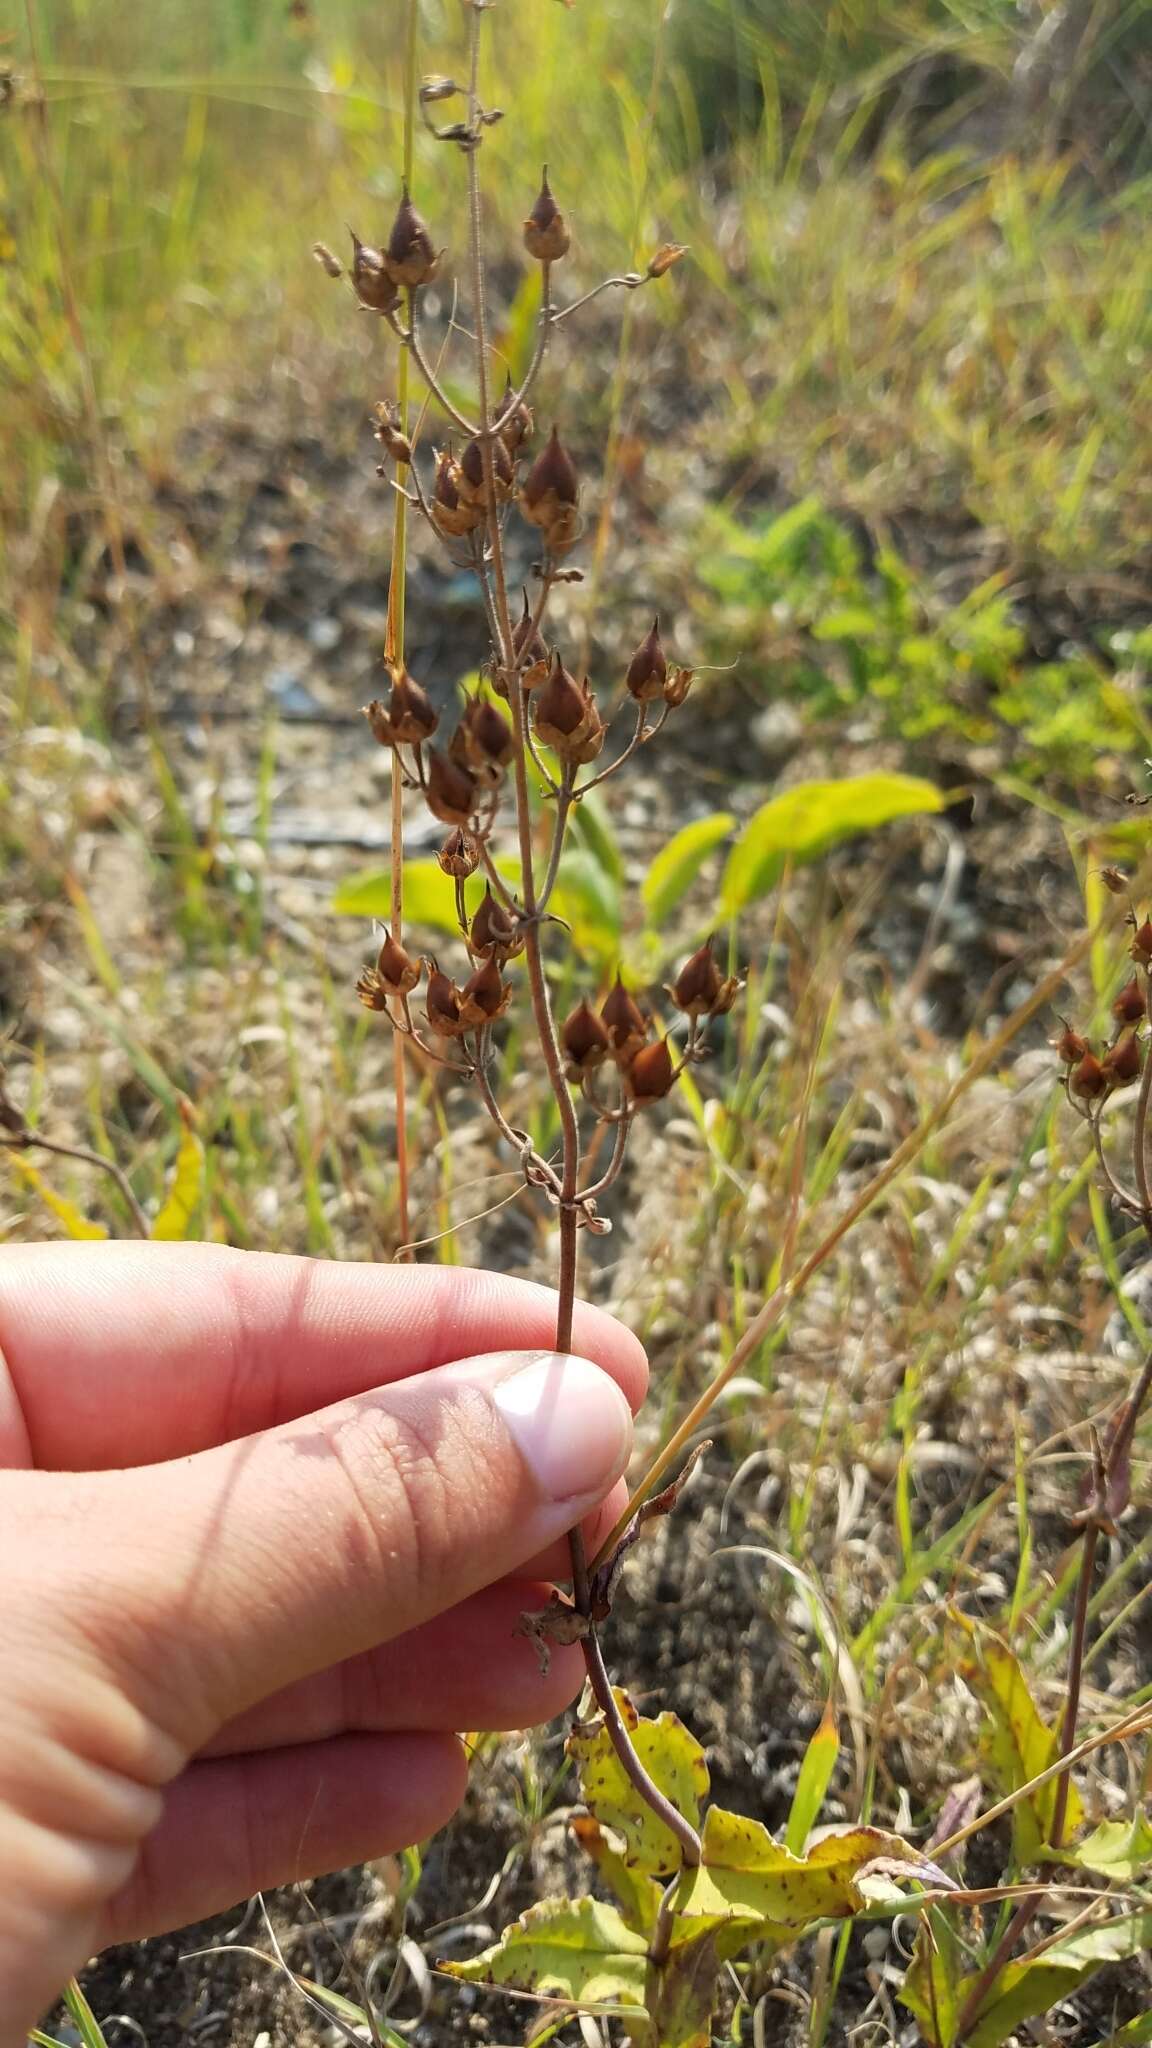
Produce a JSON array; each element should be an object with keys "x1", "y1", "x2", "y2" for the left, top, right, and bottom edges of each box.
[{"x1": 3, "y1": 0, "x2": 1152, "y2": 2041}]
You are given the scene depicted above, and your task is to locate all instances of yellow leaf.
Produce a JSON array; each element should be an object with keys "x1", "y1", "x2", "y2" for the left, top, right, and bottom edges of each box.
[
  {"x1": 441, "y1": 1896, "x2": 648, "y2": 2011},
  {"x1": 678, "y1": 1812, "x2": 922, "y2": 1936},
  {"x1": 567, "y1": 1690, "x2": 710, "y2": 1878},
  {"x1": 152, "y1": 1101, "x2": 205, "y2": 1241},
  {"x1": 6, "y1": 1155, "x2": 109, "y2": 1240},
  {"x1": 955, "y1": 1619, "x2": 1084, "y2": 1863},
  {"x1": 571, "y1": 1815, "x2": 663, "y2": 1935}
]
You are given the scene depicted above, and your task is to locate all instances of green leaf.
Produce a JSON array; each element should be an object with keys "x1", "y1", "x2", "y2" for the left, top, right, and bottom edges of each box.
[
  {"x1": 570, "y1": 786, "x2": 624, "y2": 886},
  {"x1": 678, "y1": 1811, "x2": 922, "y2": 1937},
  {"x1": 960, "y1": 1913, "x2": 1152, "y2": 2048},
  {"x1": 63, "y1": 1981, "x2": 111, "y2": 2048},
  {"x1": 567, "y1": 1690, "x2": 710, "y2": 1878},
  {"x1": 900, "y1": 1908, "x2": 965, "y2": 2048},
  {"x1": 720, "y1": 774, "x2": 944, "y2": 915},
  {"x1": 549, "y1": 847, "x2": 621, "y2": 967},
  {"x1": 332, "y1": 858, "x2": 475, "y2": 932},
  {"x1": 641, "y1": 812, "x2": 735, "y2": 928},
  {"x1": 955, "y1": 1620, "x2": 1085, "y2": 1864},
  {"x1": 646, "y1": 1922, "x2": 727, "y2": 2048},
  {"x1": 1091, "y1": 2009, "x2": 1152, "y2": 2048},
  {"x1": 333, "y1": 849, "x2": 619, "y2": 967},
  {"x1": 785, "y1": 1700, "x2": 840, "y2": 1855},
  {"x1": 152, "y1": 1104, "x2": 205, "y2": 1241},
  {"x1": 571, "y1": 1814, "x2": 663, "y2": 1934},
  {"x1": 6, "y1": 1155, "x2": 110, "y2": 1240},
  {"x1": 1064, "y1": 1812, "x2": 1152, "y2": 1882},
  {"x1": 440, "y1": 1896, "x2": 649, "y2": 2012}
]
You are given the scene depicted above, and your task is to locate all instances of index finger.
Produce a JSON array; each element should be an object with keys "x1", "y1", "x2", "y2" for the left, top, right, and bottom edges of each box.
[{"x1": 0, "y1": 1242, "x2": 648, "y2": 1469}]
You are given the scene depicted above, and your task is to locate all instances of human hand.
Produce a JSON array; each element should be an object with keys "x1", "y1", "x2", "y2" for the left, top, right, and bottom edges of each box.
[{"x1": 0, "y1": 1241, "x2": 645, "y2": 2043}]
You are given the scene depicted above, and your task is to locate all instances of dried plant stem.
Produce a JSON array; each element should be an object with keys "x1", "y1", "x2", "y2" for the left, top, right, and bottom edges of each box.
[
  {"x1": 389, "y1": 771, "x2": 411, "y2": 1255},
  {"x1": 382, "y1": 0, "x2": 421, "y2": 1260},
  {"x1": 456, "y1": 3, "x2": 699, "y2": 1870},
  {"x1": 1133, "y1": 1017, "x2": 1152, "y2": 1223},
  {"x1": 2, "y1": 1133, "x2": 150, "y2": 1239},
  {"x1": 583, "y1": 1628, "x2": 702, "y2": 1868}
]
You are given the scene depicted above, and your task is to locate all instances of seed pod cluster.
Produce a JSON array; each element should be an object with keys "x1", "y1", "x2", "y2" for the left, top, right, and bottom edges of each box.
[
  {"x1": 523, "y1": 169, "x2": 570, "y2": 263},
  {"x1": 520, "y1": 427, "x2": 580, "y2": 553},
  {"x1": 364, "y1": 668, "x2": 439, "y2": 749},
  {"x1": 469, "y1": 884, "x2": 521, "y2": 962},
  {"x1": 385, "y1": 187, "x2": 439, "y2": 287},
  {"x1": 356, "y1": 929, "x2": 421, "y2": 1011},
  {"x1": 667, "y1": 938, "x2": 741, "y2": 1021},
  {"x1": 431, "y1": 449, "x2": 484, "y2": 539},
  {"x1": 1055, "y1": 955, "x2": 1150, "y2": 1104},
  {"x1": 348, "y1": 230, "x2": 400, "y2": 316},
  {"x1": 533, "y1": 652, "x2": 604, "y2": 764}
]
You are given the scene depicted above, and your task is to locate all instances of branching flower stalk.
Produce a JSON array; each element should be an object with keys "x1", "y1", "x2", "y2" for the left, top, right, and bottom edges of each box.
[{"x1": 321, "y1": 0, "x2": 702, "y2": 1856}]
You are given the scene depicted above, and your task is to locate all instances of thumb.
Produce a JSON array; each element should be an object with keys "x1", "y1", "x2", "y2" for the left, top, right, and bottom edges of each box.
[{"x1": 68, "y1": 1349, "x2": 631, "y2": 1752}]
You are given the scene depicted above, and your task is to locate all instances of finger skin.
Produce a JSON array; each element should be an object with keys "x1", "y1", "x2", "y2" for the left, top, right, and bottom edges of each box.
[
  {"x1": 21, "y1": 1351, "x2": 631, "y2": 1754},
  {"x1": 203, "y1": 1579, "x2": 585, "y2": 1754},
  {"x1": 98, "y1": 1732, "x2": 467, "y2": 1947},
  {"x1": 0, "y1": 1242, "x2": 648, "y2": 1469}
]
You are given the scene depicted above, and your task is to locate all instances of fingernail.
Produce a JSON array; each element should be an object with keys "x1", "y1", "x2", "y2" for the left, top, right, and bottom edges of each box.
[{"x1": 492, "y1": 1353, "x2": 632, "y2": 1502}]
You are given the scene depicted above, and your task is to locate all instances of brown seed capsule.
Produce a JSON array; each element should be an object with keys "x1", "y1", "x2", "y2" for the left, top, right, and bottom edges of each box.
[
  {"x1": 313, "y1": 241, "x2": 344, "y2": 280},
  {"x1": 513, "y1": 589, "x2": 547, "y2": 663},
  {"x1": 1105, "y1": 1029, "x2": 1143, "y2": 1087},
  {"x1": 629, "y1": 1038, "x2": 676, "y2": 1103},
  {"x1": 438, "y1": 826, "x2": 480, "y2": 879},
  {"x1": 384, "y1": 185, "x2": 439, "y2": 288},
  {"x1": 363, "y1": 667, "x2": 439, "y2": 749},
  {"x1": 461, "y1": 695, "x2": 514, "y2": 772},
  {"x1": 371, "y1": 401, "x2": 413, "y2": 466},
  {"x1": 456, "y1": 433, "x2": 514, "y2": 507},
  {"x1": 533, "y1": 652, "x2": 604, "y2": 764},
  {"x1": 601, "y1": 973, "x2": 648, "y2": 1061},
  {"x1": 1070, "y1": 1050, "x2": 1110, "y2": 1101},
  {"x1": 431, "y1": 449, "x2": 484, "y2": 538},
  {"x1": 425, "y1": 964, "x2": 466, "y2": 1038},
  {"x1": 663, "y1": 665, "x2": 695, "y2": 709},
  {"x1": 1131, "y1": 918, "x2": 1152, "y2": 966},
  {"x1": 1113, "y1": 976, "x2": 1148, "y2": 1026},
  {"x1": 562, "y1": 998, "x2": 612, "y2": 1081},
  {"x1": 425, "y1": 746, "x2": 478, "y2": 826},
  {"x1": 348, "y1": 230, "x2": 400, "y2": 315},
  {"x1": 1052, "y1": 1020, "x2": 1090, "y2": 1064},
  {"x1": 646, "y1": 242, "x2": 688, "y2": 279},
  {"x1": 670, "y1": 939, "x2": 725, "y2": 1019},
  {"x1": 420, "y1": 74, "x2": 459, "y2": 105},
  {"x1": 625, "y1": 617, "x2": 668, "y2": 704},
  {"x1": 497, "y1": 376, "x2": 534, "y2": 459},
  {"x1": 376, "y1": 928, "x2": 421, "y2": 995},
  {"x1": 1099, "y1": 866, "x2": 1129, "y2": 896},
  {"x1": 520, "y1": 426, "x2": 580, "y2": 553},
  {"x1": 355, "y1": 966, "x2": 390, "y2": 1012},
  {"x1": 523, "y1": 167, "x2": 571, "y2": 263},
  {"x1": 469, "y1": 884, "x2": 520, "y2": 960},
  {"x1": 459, "y1": 955, "x2": 512, "y2": 1028}
]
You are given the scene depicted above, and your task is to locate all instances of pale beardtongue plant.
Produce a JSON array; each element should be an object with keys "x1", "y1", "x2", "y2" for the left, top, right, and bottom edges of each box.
[
  {"x1": 308, "y1": 6, "x2": 1152, "y2": 2041},
  {"x1": 316, "y1": 0, "x2": 728, "y2": 1851}
]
